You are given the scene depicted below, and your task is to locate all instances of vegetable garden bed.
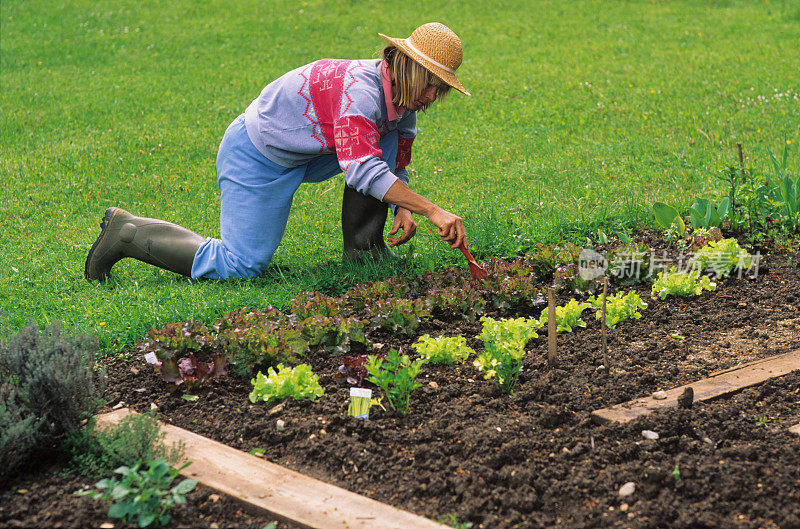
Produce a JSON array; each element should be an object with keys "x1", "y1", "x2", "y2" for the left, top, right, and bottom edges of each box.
[{"x1": 6, "y1": 233, "x2": 800, "y2": 528}]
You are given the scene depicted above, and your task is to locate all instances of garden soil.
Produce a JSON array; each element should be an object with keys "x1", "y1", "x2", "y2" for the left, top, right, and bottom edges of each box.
[{"x1": 4, "y1": 237, "x2": 800, "y2": 528}]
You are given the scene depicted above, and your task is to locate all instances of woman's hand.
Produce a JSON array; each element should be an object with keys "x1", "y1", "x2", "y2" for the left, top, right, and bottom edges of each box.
[
  {"x1": 388, "y1": 207, "x2": 417, "y2": 247},
  {"x1": 427, "y1": 206, "x2": 466, "y2": 249}
]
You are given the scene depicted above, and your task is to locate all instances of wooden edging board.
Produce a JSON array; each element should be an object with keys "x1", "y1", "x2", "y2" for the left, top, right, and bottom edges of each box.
[
  {"x1": 591, "y1": 349, "x2": 800, "y2": 425},
  {"x1": 790, "y1": 423, "x2": 800, "y2": 437},
  {"x1": 96, "y1": 408, "x2": 445, "y2": 529}
]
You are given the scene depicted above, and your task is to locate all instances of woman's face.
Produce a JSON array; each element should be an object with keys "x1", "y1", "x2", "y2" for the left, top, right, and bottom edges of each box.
[{"x1": 407, "y1": 85, "x2": 438, "y2": 111}]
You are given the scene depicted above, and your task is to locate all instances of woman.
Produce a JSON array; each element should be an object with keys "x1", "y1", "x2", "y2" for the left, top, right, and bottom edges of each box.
[{"x1": 85, "y1": 22, "x2": 470, "y2": 281}]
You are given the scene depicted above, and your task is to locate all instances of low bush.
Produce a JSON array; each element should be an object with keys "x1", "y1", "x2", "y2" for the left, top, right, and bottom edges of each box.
[
  {"x1": 63, "y1": 412, "x2": 184, "y2": 478},
  {"x1": 0, "y1": 322, "x2": 105, "y2": 484}
]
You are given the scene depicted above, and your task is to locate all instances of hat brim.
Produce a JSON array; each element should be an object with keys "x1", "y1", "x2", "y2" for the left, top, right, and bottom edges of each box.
[{"x1": 379, "y1": 33, "x2": 470, "y2": 96}]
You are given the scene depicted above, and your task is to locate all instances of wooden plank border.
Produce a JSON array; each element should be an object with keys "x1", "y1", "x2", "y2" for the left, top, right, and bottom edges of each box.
[
  {"x1": 591, "y1": 349, "x2": 800, "y2": 425},
  {"x1": 96, "y1": 409, "x2": 445, "y2": 529},
  {"x1": 789, "y1": 423, "x2": 800, "y2": 437}
]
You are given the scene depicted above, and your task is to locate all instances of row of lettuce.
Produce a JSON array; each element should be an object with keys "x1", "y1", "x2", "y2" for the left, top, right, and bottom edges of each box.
[{"x1": 141, "y1": 237, "x2": 754, "y2": 416}]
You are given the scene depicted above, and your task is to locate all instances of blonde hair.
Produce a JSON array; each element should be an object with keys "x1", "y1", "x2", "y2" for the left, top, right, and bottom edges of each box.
[{"x1": 381, "y1": 45, "x2": 450, "y2": 112}]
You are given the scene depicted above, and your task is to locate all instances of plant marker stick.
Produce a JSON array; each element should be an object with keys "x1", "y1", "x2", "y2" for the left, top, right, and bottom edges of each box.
[
  {"x1": 348, "y1": 388, "x2": 372, "y2": 420},
  {"x1": 547, "y1": 288, "x2": 557, "y2": 367},
  {"x1": 601, "y1": 277, "x2": 610, "y2": 372}
]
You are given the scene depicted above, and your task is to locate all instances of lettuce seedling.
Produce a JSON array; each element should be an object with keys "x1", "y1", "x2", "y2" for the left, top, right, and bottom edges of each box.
[
  {"x1": 365, "y1": 349, "x2": 424, "y2": 416},
  {"x1": 537, "y1": 299, "x2": 593, "y2": 332},
  {"x1": 413, "y1": 334, "x2": 475, "y2": 364},
  {"x1": 651, "y1": 269, "x2": 717, "y2": 300},
  {"x1": 249, "y1": 363, "x2": 324, "y2": 404},
  {"x1": 474, "y1": 316, "x2": 542, "y2": 394},
  {"x1": 588, "y1": 290, "x2": 648, "y2": 329},
  {"x1": 689, "y1": 238, "x2": 753, "y2": 278}
]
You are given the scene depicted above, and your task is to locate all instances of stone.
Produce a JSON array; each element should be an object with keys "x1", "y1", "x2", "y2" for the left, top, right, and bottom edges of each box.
[
  {"x1": 100, "y1": 523, "x2": 115, "y2": 529},
  {"x1": 619, "y1": 482, "x2": 636, "y2": 497},
  {"x1": 641, "y1": 430, "x2": 659, "y2": 440},
  {"x1": 652, "y1": 391, "x2": 668, "y2": 400},
  {"x1": 208, "y1": 494, "x2": 220, "y2": 502},
  {"x1": 268, "y1": 402, "x2": 286, "y2": 417},
  {"x1": 111, "y1": 401, "x2": 125, "y2": 410},
  {"x1": 150, "y1": 402, "x2": 158, "y2": 411},
  {"x1": 276, "y1": 419, "x2": 286, "y2": 431},
  {"x1": 429, "y1": 381, "x2": 439, "y2": 389}
]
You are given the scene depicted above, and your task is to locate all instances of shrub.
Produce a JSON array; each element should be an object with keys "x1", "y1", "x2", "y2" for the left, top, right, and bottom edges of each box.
[
  {"x1": 63, "y1": 412, "x2": 184, "y2": 478},
  {"x1": 0, "y1": 322, "x2": 105, "y2": 484}
]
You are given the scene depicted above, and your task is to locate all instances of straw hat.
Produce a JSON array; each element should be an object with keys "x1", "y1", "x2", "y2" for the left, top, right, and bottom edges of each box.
[{"x1": 379, "y1": 23, "x2": 470, "y2": 96}]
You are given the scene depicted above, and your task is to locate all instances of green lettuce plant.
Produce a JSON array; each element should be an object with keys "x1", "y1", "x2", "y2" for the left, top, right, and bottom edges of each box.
[
  {"x1": 588, "y1": 290, "x2": 648, "y2": 329},
  {"x1": 474, "y1": 316, "x2": 542, "y2": 394},
  {"x1": 651, "y1": 269, "x2": 717, "y2": 299},
  {"x1": 365, "y1": 349, "x2": 425, "y2": 416},
  {"x1": 249, "y1": 364, "x2": 324, "y2": 404},
  {"x1": 413, "y1": 334, "x2": 475, "y2": 364},
  {"x1": 77, "y1": 459, "x2": 197, "y2": 528},
  {"x1": 537, "y1": 299, "x2": 593, "y2": 332},
  {"x1": 689, "y1": 238, "x2": 753, "y2": 278}
]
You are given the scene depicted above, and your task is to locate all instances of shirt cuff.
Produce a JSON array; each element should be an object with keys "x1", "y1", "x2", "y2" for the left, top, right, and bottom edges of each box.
[{"x1": 368, "y1": 171, "x2": 399, "y2": 202}]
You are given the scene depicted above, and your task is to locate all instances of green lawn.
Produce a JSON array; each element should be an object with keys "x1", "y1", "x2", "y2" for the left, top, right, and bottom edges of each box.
[{"x1": 2, "y1": 0, "x2": 798, "y2": 352}]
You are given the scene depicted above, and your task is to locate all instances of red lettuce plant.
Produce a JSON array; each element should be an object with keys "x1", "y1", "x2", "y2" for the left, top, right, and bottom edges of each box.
[
  {"x1": 366, "y1": 298, "x2": 430, "y2": 335},
  {"x1": 335, "y1": 352, "x2": 386, "y2": 386},
  {"x1": 213, "y1": 308, "x2": 308, "y2": 377},
  {"x1": 424, "y1": 285, "x2": 486, "y2": 321},
  {"x1": 299, "y1": 314, "x2": 368, "y2": 354},
  {"x1": 139, "y1": 322, "x2": 228, "y2": 391},
  {"x1": 290, "y1": 291, "x2": 346, "y2": 320}
]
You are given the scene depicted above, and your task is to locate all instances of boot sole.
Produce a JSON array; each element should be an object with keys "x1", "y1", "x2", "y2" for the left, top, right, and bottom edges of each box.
[{"x1": 84, "y1": 207, "x2": 118, "y2": 281}]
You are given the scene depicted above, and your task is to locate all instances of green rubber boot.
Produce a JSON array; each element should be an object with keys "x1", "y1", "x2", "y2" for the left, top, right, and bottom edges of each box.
[
  {"x1": 84, "y1": 207, "x2": 206, "y2": 281},
  {"x1": 341, "y1": 185, "x2": 394, "y2": 261}
]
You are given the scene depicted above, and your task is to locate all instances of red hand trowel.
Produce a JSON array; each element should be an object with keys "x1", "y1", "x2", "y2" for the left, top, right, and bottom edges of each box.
[
  {"x1": 458, "y1": 242, "x2": 489, "y2": 282},
  {"x1": 428, "y1": 227, "x2": 488, "y2": 282}
]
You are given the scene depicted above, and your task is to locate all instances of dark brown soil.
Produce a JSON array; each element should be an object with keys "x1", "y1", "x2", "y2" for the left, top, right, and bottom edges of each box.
[
  {"x1": 0, "y1": 468, "x2": 301, "y2": 529},
  {"x1": 6, "y1": 239, "x2": 800, "y2": 529}
]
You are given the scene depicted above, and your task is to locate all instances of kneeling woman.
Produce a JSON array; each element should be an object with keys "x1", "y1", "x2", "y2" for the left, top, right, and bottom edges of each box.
[{"x1": 85, "y1": 22, "x2": 471, "y2": 281}]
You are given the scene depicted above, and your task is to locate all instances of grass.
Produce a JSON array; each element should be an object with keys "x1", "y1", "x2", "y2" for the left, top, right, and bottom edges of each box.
[{"x1": 1, "y1": 0, "x2": 798, "y2": 352}]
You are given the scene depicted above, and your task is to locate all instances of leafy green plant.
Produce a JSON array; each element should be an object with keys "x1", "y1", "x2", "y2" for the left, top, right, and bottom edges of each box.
[
  {"x1": 689, "y1": 238, "x2": 754, "y2": 278},
  {"x1": 413, "y1": 334, "x2": 475, "y2": 364},
  {"x1": 607, "y1": 243, "x2": 651, "y2": 284},
  {"x1": 424, "y1": 285, "x2": 486, "y2": 321},
  {"x1": 213, "y1": 308, "x2": 308, "y2": 377},
  {"x1": 335, "y1": 353, "x2": 386, "y2": 386},
  {"x1": 766, "y1": 139, "x2": 800, "y2": 230},
  {"x1": 290, "y1": 291, "x2": 346, "y2": 320},
  {"x1": 365, "y1": 349, "x2": 425, "y2": 416},
  {"x1": 474, "y1": 316, "x2": 541, "y2": 394},
  {"x1": 438, "y1": 513, "x2": 474, "y2": 529},
  {"x1": 63, "y1": 412, "x2": 184, "y2": 478},
  {"x1": 652, "y1": 202, "x2": 686, "y2": 234},
  {"x1": 537, "y1": 299, "x2": 593, "y2": 332},
  {"x1": 366, "y1": 298, "x2": 430, "y2": 335},
  {"x1": 588, "y1": 290, "x2": 648, "y2": 329},
  {"x1": 299, "y1": 314, "x2": 367, "y2": 354},
  {"x1": 651, "y1": 269, "x2": 717, "y2": 299},
  {"x1": 672, "y1": 464, "x2": 682, "y2": 484},
  {"x1": 0, "y1": 322, "x2": 105, "y2": 484},
  {"x1": 249, "y1": 364, "x2": 324, "y2": 404},
  {"x1": 688, "y1": 197, "x2": 730, "y2": 229},
  {"x1": 77, "y1": 459, "x2": 197, "y2": 528}
]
